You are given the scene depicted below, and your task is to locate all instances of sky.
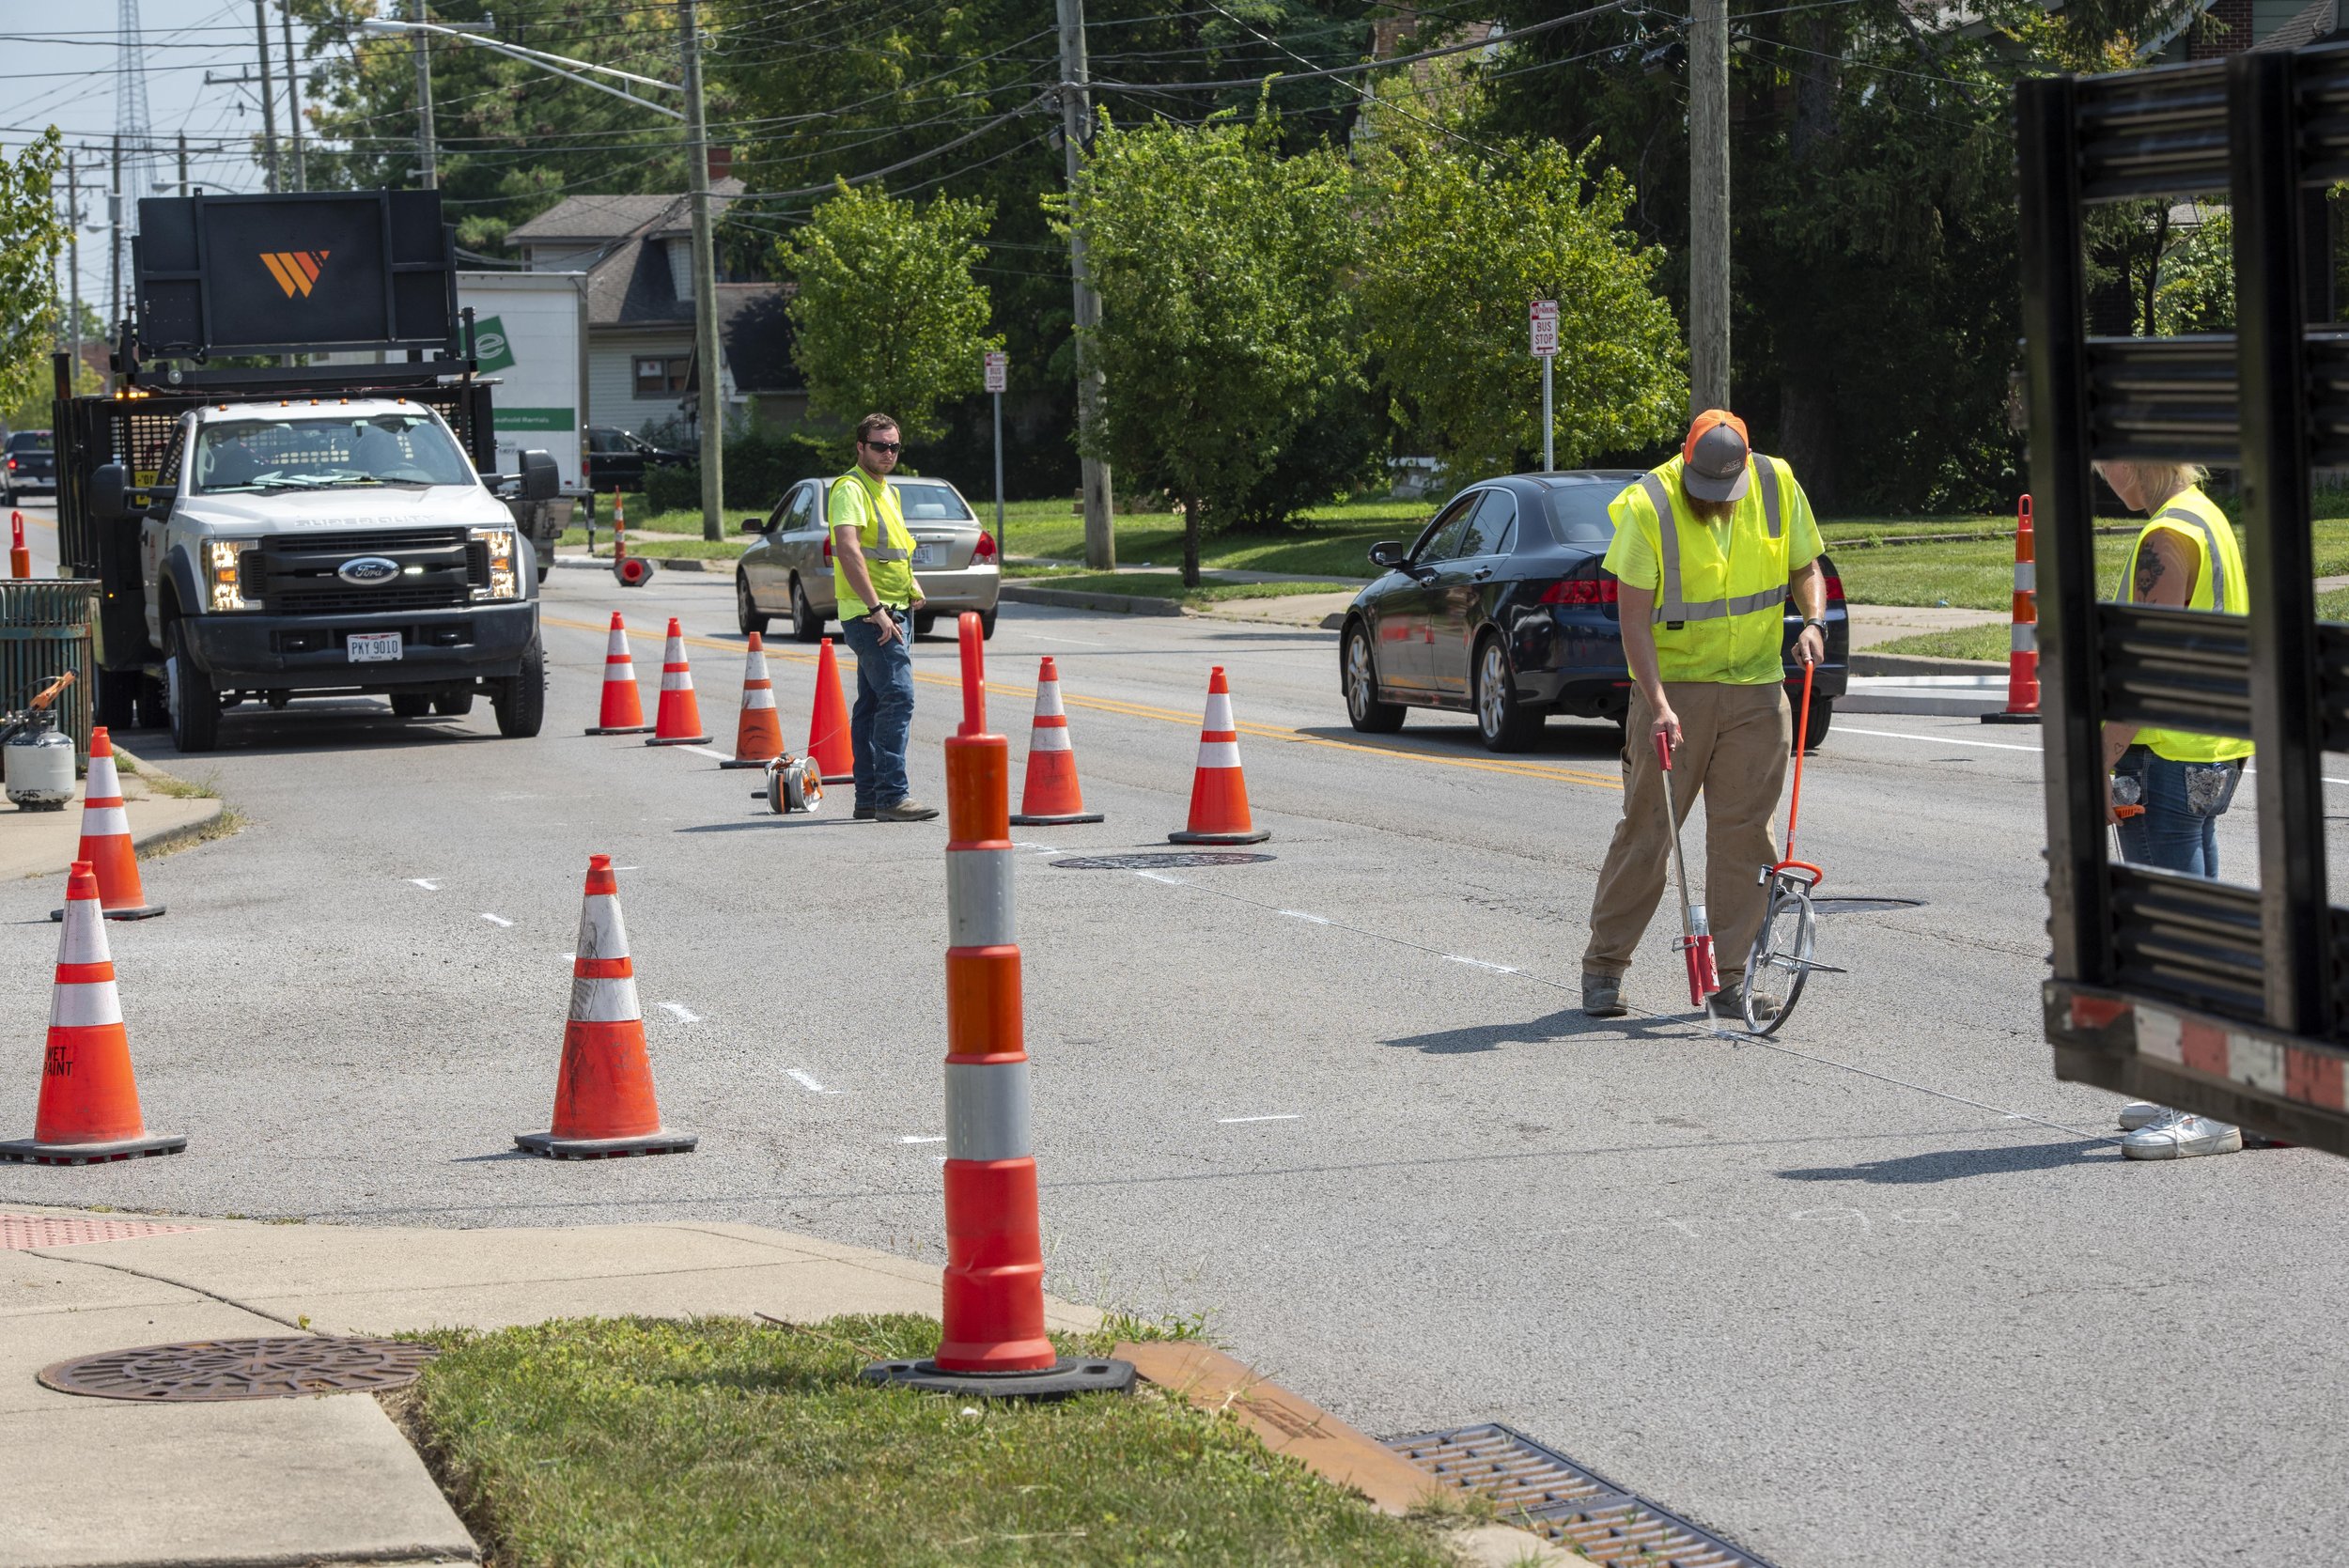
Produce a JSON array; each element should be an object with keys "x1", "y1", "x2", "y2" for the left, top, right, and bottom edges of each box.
[{"x1": 1, "y1": 1, "x2": 332, "y2": 326}]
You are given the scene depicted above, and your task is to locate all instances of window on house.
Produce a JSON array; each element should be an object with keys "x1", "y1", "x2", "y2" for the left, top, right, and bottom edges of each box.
[{"x1": 633, "y1": 356, "x2": 688, "y2": 396}]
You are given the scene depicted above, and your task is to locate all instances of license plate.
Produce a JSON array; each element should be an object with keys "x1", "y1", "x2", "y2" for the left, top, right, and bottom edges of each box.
[
  {"x1": 911, "y1": 544, "x2": 941, "y2": 566},
  {"x1": 347, "y1": 631, "x2": 403, "y2": 663}
]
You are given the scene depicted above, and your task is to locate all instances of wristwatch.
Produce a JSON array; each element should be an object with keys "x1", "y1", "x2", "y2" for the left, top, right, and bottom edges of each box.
[{"x1": 1802, "y1": 616, "x2": 1827, "y2": 629}]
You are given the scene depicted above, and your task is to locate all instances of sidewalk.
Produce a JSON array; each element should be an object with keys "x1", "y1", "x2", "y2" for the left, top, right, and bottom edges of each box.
[
  {"x1": 1, "y1": 1204, "x2": 1100, "y2": 1567},
  {"x1": 0, "y1": 751, "x2": 222, "y2": 884}
]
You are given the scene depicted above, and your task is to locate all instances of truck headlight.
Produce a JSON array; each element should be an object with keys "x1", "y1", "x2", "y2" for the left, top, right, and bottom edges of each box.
[
  {"x1": 203, "y1": 538, "x2": 257, "y2": 613},
  {"x1": 471, "y1": 527, "x2": 520, "y2": 601}
]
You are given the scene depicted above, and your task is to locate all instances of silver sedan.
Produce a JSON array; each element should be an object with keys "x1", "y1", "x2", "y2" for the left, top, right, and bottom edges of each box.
[{"x1": 737, "y1": 474, "x2": 1002, "y2": 642}]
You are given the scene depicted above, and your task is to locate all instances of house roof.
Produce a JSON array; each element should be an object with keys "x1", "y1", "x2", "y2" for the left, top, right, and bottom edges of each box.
[
  {"x1": 2255, "y1": 0, "x2": 2341, "y2": 49},
  {"x1": 506, "y1": 180, "x2": 743, "y2": 246}
]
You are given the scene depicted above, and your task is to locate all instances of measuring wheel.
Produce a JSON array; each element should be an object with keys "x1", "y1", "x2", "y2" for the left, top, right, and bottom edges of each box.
[
  {"x1": 765, "y1": 753, "x2": 822, "y2": 815},
  {"x1": 1743, "y1": 866, "x2": 1821, "y2": 1034}
]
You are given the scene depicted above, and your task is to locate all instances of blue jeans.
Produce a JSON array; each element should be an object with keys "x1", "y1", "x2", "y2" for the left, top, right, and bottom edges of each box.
[
  {"x1": 838, "y1": 608, "x2": 915, "y2": 806},
  {"x1": 2115, "y1": 748, "x2": 2244, "y2": 878}
]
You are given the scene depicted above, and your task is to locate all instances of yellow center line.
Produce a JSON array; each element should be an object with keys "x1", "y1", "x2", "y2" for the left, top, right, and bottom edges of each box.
[{"x1": 541, "y1": 612, "x2": 1620, "y2": 793}]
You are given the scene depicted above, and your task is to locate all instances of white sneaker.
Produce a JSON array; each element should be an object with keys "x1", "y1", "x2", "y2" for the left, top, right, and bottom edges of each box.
[
  {"x1": 2122, "y1": 1110, "x2": 2243, "y2": 1159},
  {"x1": 2118, "y1": 1100, "x2": 2166, "y2": 1131}
]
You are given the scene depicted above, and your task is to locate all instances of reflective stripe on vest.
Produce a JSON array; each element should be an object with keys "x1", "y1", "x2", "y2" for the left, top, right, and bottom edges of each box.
[
  {"x1": 2154, "y1": 505, "x2": 2226, "y2": 610},
  {"x1": 830, "y1": 474, "x2": 911, "y2": 560},
  {"x1": 1639, "y1": 470, "x2": 1793, "y2": 625}
]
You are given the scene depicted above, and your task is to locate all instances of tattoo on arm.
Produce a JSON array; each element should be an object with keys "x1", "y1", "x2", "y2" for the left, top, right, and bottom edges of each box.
[{"x1": 2134, "y1": 547, "x2": 2167, "y2": 600}]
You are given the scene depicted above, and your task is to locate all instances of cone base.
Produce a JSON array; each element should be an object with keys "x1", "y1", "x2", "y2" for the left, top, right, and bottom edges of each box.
[
  {"x1": 861, "y1": 1356, "x2": 1136, "y2": 1403},
  {"x1": 585, "y1": 723, "x2": 656, "y2": 736},
  {"x1": 1980, "y1": 711, "x2": 2042, "y2": 725},
  {"x1": 48, "y1": 903, "x2": 165, "y2": 923},
  {"x1": 643, "y1": 735, "x2": 714, "y2": 748},
  {"x1": 0, "y1": 1131, "x2": 186, "y2": 1166},
  {"x1": 1169, "y1": 828, "x2": 1269, "y2": 845},
  {"x1": 718, "y1": 756, "x2": 778, "y2": 769},
  {"x1": 514, "y1": 1128, "x2": 698, "y2": 1160},
  {"x1": 820, "y1": 772, "x2": 854, "y2": 784},
  {"x1": 1011, "y1": 811, "x2": 1105, "y2": 826}
]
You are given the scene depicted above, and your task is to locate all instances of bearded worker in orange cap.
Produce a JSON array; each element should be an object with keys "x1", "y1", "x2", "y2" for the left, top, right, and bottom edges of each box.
[{"x1": 1580, "y1": 410, "x2": 1828, "y2": 1023}]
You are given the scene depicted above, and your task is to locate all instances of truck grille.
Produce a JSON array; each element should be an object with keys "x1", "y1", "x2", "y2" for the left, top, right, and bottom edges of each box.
[
  {"x1": 268, "y1": 583, "x2": 471, "y2": 614},
  {"x1": 241, "y1": 526, "x2": 475, "y2": 615}
]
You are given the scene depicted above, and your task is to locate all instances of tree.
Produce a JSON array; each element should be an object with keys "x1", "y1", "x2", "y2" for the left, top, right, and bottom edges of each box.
[
  {"x1": 0, "y1": 131, "x2": 64, "y2": 423},
  {"x1": 1359, "y1": 136, "x2": 1686, "y2": 482},
  {"x1": 1062, "y1": 113, "x2": 1361, "y2": 585},
  {"x1": 780, "y1": 182, "x2": 1001, "y2": 444}
]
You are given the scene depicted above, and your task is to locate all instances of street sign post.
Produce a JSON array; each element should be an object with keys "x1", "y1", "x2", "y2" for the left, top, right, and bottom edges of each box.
[
  {"x1": 984, "y1": 349, "x2": 1008, "y2": 544},
  {"x1": 1531, "y1": 301, "x2": 1558, "y2": 473}
]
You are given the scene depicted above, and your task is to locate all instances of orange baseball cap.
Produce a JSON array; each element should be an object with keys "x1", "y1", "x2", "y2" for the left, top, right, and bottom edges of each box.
[{"x1": 1682, "y1": 409, "x2": 1752, "y2": 502}]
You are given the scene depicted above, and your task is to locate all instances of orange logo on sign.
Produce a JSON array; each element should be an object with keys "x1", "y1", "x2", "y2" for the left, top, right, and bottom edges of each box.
[{"x1": 258, "y1": 250, "x2": 331, "y2": 298}]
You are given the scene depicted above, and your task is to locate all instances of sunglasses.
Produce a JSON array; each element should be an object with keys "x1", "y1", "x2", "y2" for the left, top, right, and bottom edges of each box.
[{"x1": 862, "y1": 439, "x2": 902, "y2": 454}]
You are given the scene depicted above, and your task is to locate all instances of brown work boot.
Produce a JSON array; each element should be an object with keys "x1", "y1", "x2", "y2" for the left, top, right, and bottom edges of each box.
[
  {"x1": 874, "y1": 798, "x2": 940, "y2": 822},
  {"x1": 1581, "y1": 972, "x2": 1626, "y2": 1017}
]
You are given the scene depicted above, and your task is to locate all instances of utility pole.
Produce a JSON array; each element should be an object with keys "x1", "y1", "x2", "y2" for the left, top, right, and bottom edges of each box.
[
  {"x1": 108, "y1": 134, "x2": 123, "y2": 351},
  {"x1": 1054, "y1": 0, "x2": 1114, "y2": 569},
  {"x1": 680, "y1": 0, "x2": 723, "y2": 542},
  {"x1": 254, "y1": 0, "x2": 280, "y2": 194},
  {"x1": 412, "y1": 0, "x2": 437, "y2": 189},
  {"x1": 281, "y1": 2, "x2": 305, "y2": 192},
  {"x1": 65, "y1": 147, "x2": 81, "y2": 386},
  {"x1": 176, "y1": 132, "x2": 187, "y2": 195},
  {"x1": 1688, "y1": 0, "x2": 1730, "y2": 412}
]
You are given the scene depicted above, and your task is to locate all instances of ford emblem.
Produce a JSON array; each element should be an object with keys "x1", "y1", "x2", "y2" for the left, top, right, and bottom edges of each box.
[{"x1": 337, "y1": 556, "x2": 400, "y2": 585}]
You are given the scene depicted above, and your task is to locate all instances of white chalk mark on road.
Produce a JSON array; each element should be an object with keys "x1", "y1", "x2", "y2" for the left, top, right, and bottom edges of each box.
[
  {"x1": 659, "y1": 1001, "x2": 703, "y2": 1024},
  {"x1": 679, "y1": 745, "x2": 733, "y2": 763},
  {"x1": 1025, "y1": 634, "x2": 1096, "y2": 645},
  {"x1": 1280, "y1": 910, "x2": 1331, "y2": 924},
  {"x1": 478, "y1": 912, "x2": 513, "y2": 927},
  {"x1": 900, "y1": 1135, "x2": 945, "y2": 1144},
  {"x1": 786, "y1": 1068, "x2": 844, "y2": 1095},
  {"x1": 1218, "y1": 1114, "x2": 1301, "y2": 1125},
  {"x1": 1445, "y1": 955, "x2": 1519, "y2": 974},
  {"x1": 1136, "y1": 870, "x2": 1188, "y2": 886},
  {"x1": 408, "y1": 878, "x2": 441, "y2": 891}
]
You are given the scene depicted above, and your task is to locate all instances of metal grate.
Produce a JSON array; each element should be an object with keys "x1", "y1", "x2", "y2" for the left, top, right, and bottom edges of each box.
[
  {"x1": 0, "y1": 1212, "x2": 206, "y2": 1250},
  {"x1": 266, "y1": 583, "x2": 471, "y2": 615},
  {"x1": 1383, "y1": 1423, "x2": 1774, "y2": 1568},
  {"x1": 39, "y1": 1336, "x2": 438, "y2": 1402}
]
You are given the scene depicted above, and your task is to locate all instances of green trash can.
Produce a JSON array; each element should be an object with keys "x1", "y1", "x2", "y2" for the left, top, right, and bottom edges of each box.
[{"x1": 0, "y1": 580, "x2": 99, "y2": 768}]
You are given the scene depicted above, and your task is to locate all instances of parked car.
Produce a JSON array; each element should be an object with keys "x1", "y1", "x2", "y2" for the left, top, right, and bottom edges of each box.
[
  {"x1": 738, "y1": 474, "x2": 1002, "y2": 641},
  {"x1": 2, "y1": 429, "x2": 55, "y2": 504},
  {"x1": 1337, "y1": 472, "x2": 1849, "y2": 753},
  {"x1": 581, "y1": 426, "x2": 688, "y2": 495}
]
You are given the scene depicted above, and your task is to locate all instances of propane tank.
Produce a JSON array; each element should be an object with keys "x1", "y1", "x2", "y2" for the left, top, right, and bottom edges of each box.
[{"x1": 4, "y1": 716, "x2": 76, "y2": 811}]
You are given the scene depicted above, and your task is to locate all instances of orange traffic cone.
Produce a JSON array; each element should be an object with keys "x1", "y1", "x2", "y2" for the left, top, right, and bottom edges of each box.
[
  {"x1": 585, "y1": 612, "x2": 654, "y2": 736},
  {"x1": 808, "y1": 635, "x2": 854, "y2": 784},
  {"x1": 645, "y1": 618, "x2": 713, "y2": 747},
  {"x1": 1984, "y1": 494, "x2": 2041, "y2": 725},
  {"x1": 1010, "y1": 657, "x2": 1103, "y2": 826},
  {"x1": 1171, "y1": 667, "x2": 1269, "y2": 845},
  {"x1": 515, "y1": 854, "x2": 696, "y2": 1159},
  {"x1": 50, "y1": 728, "x2": 163, "y2": 922},
  {"x1": 1, "y1": 862, "x2": 185, "y2": 1164},
  {"x1": 720, "y1": 632, "x2": 785, "y2": 769}
]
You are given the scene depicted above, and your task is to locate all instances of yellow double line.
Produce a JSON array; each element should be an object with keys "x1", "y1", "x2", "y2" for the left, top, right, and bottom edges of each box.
[{"x1": 542, "y1": 612, "x2": 1621, "y2": 793}]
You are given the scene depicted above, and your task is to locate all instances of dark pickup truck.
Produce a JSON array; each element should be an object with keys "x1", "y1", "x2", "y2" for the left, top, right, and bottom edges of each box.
[
  {"x1": 3, "y1": 429, "x2": 55, "y2": 503},
  {"x1": 582, "y1": 426, "x2": 688, "y2": 496}
]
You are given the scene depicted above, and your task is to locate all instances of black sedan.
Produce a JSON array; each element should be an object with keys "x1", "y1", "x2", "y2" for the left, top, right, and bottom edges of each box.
[
  {"x1": 2, "y1": 428, "x2": 54, "y2": 505},
  {"x1": 1337, "y1": 472, "x2": 1849, "y2": 752}
]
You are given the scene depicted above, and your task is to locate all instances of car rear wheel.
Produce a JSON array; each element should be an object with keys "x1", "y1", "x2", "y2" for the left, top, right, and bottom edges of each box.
[
  {"x1": 1801, "y1": 696, "x2": 1833, "y2": 752},
  {"x1": 166, "y1": 624, "x2": 220, "y2": 753},
  {"x1": 978, "y1": 607, "x2": 997, "y2": 640},
  {"x1": 913, "y1": 611, "x2": 937, "y2": 640},
  {"x1": 790, "y1": 578, "x2": 824, "y2": 644},
  {"x1": 737, "y1": 572, "x2": 770, "y2": 636},
  {"x1": 493, "y1": 641, "x2": 546, "y2": 738},
  {"x1": 1345, "y1": 623, "x2": 1406, "y2": 734},
  {"x1": 1474, "y1": 634, "x2": 1543, "y2": 753}
]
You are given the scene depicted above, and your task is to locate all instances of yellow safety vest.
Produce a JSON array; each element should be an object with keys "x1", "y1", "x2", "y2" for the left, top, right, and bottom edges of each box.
[
  {"x1": 1611, "y1": 454, "x2": 1808, "y2": 685},
  {"x1": 827, "y1": 468, "x2": 916, "y2": 618},
  {"x1": 2126, "y1": 487, "x2": 2252, "y2": 764}
]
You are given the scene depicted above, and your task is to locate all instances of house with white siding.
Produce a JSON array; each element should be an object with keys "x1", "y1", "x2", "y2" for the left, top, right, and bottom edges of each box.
[{"x1": 506, "y1": 183, "x2": 801, "y2": 441}]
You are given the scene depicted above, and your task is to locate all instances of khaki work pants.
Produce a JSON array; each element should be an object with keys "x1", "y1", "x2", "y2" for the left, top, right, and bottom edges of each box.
[{"x1": 1582, "y1": 681, "x2": 1791, "y2": 986}]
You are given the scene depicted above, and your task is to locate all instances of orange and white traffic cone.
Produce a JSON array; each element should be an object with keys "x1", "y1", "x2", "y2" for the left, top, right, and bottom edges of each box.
[
  {"x1": 862, "y1": 613, "x2": 1133, "y2": 1400},
  {"x1": 808, "y1": 635, "x2": 855, "y2": 784},
  {"x1": 645, "y1": 618, "x2": 712, "y2": 747},
  {"x1": 515, "y1": 854, "x2": 696, "y2": 1159},
  {"x1": 10, "y1": 511, "x2": 29, "y2": 579},
  {"x1": 0, "y1": 861, "x2": 185, "y2": 1165},
  {"x1": 50, "y1": 728, "x2": 163, "y2": 922},
  {"x1": 585, "y1": 611, "x2": 654, "y2": 736},
  {"x1": 1984, "y1": 494, "x2": 2040, "y2": 725},
  {"x1": 720, "y1": 632, "x2": 785, "y2": 769},
  {"x1": 1170, "y1": 666, "x2": 1268, "y2": 845},
  {"x1": 614, "y1": 489, "x2": 654, "y2": 588},
  {"x1": 1010, "y1": 657, "x2": 1102, "y2": 826}
]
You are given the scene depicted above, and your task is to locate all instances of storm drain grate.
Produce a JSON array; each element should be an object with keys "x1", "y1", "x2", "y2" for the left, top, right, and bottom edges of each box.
[
  {"x1": 39, "y1": 1337, "x2": 440, "y2": 1402},
  {"x1": 1050, "y1": 852, "x2": 1275, "y2": 870},
  {"x1": 1, "y1": 1213, "x2": 207, "y2": 1250},
  {"x1": 1383, "y1": 1423, "x2": 1774, "y2": 1568}
]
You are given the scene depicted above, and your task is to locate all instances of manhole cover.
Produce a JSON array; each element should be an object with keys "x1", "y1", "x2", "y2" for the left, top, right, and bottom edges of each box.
[
  {"x1": 1, "y1": 1213, "x2": 207, "y2": 1250},
  {"x1": 1384, "y1": 1423, "x2": 1773, "y2": 1568},
  {"x1": 39, "y1": 1337, "x2": 440, "y2": 1402},
  {"x1": 1809, "y1": 895, "x2": 1925, "y2": 915},
  {"x1": 1050, "y1": 852, "x2": 1275, "y2": 870}
]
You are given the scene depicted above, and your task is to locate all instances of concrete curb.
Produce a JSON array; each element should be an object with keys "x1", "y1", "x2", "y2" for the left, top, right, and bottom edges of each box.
[
  {"x1": 1839, "y1": 675, "x2": 2010, "y2": 718},
  {"x1": 1849, "y1": 650, "x2": 2008, "y2": 677},
  {"x1": 103, "y1": 747, "x2": 230, "y2": 859},
  {"x1": 999, "y1": 584, "x2": 1187, "y2": 616}
]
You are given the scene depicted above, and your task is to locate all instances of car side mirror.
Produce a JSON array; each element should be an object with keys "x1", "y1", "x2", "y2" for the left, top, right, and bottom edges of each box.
[
  {"x1": 88, "y1": 463, "x2": 129, "y2": 520},
  {"x1": 519, "y1": 449, "x2": 559, "y2": 502},
  {"x1": 740, "y1": 517, "x2": 767, "y2": 535},
  {"x1": 1368, "y1": 540, "x2": 1404, "y2": 569}
]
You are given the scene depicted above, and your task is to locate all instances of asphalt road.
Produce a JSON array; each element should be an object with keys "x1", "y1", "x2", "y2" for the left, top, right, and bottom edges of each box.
[{"x1": 5, "y1": 519, "x2": 2347, "y2": 1568}]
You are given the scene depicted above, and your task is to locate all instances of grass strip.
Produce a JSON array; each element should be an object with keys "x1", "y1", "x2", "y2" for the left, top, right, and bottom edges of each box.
[
  {"x1": 1014, "y1": 571, "x2": 1359, "y2": 606},
  {"x1": 402, "y1": 1314, "x2": 1455, "y2": 1568},
  {"x1": 1869, "y1": 624, "x2": 2011, "y2": 662}
]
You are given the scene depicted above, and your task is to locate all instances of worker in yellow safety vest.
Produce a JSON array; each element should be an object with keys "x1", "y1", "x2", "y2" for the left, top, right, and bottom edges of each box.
[
  {"x1": 1581, "y1": 409, "x2": 1828, "y2": 1022},
  {"x1": 830, "y1": 412, "x2": 937, "y2": 823},
  {"x1": 2095, "y1": 458, "x2": 2252, "y2": 1159}
]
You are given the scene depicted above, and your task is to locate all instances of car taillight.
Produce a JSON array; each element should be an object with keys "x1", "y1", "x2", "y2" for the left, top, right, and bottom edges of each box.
[
  {"x1": 972, "y1": 530, "x2": 997, "y2": 561},
  {"x1": 1822, "y1": 573, "x2": 1843, "y2": 602},
  {"x1": 821, "y1": 536, "x2": 833, "y2": 565},
  {"x1": 5, "y1": 458, "x2": 14, "y2": 471},
  {"x1": 1539, "y1": 578, "x2": 1618, "y2": 606}
]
